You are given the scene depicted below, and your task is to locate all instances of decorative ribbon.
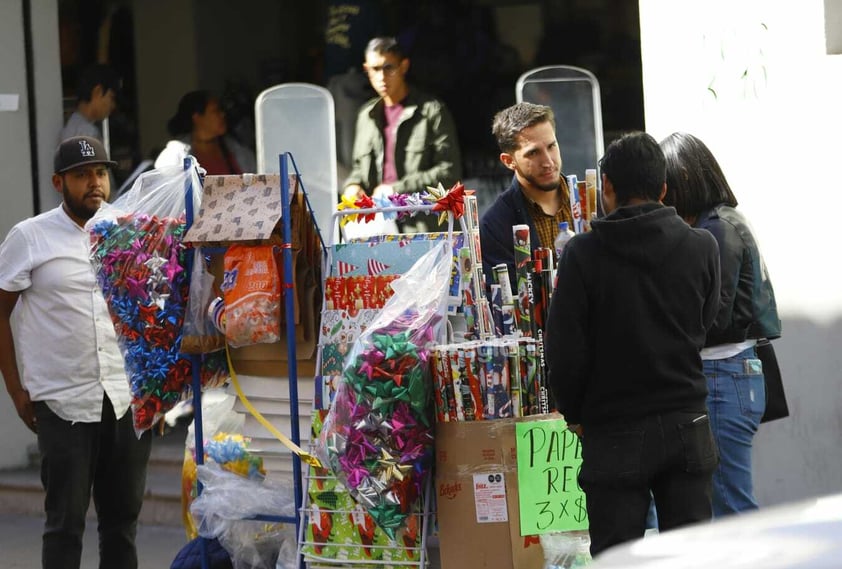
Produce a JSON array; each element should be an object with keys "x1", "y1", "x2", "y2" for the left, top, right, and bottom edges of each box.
[{"x1": 224, "y1": 343, "x2": 322, "y2": 468}]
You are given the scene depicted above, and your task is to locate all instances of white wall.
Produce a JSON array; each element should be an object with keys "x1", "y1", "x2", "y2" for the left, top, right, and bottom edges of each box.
[
  {"x1": 0, "y1": 0, "x2": 62, "y2": 469},
  {"x1": 0, "y1": 1, "x2": 35, "y2": 236},
  {"x1": 640, "y1": 0, "x2": 842, "y2": 505}
]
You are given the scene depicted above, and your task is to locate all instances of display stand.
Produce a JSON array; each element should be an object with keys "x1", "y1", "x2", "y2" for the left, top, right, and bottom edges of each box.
[
  {"x1": 295, "y1": 205, "x2": 459, "y2": 568},
  {"x1": 184, "y1": 152, "x2": 325, "y2": 569}
]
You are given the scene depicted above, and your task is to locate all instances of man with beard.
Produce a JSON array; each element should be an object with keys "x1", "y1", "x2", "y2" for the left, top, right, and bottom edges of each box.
[
  {"x1": 480, "y1": 102, "x2": 573, "y2": 287},
  {"x1": 343, "y1": 36, "x2": 462, "y2": 232},
  {"x1": 0, "y1": 136, "x2": 151, "y2": 569}
]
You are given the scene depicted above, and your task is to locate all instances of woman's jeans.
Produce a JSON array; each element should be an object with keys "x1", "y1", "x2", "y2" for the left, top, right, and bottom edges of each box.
[
  {"x1": 34, "y1": 397, "x2": 152, "y2": 569},
  {"x1": 704, "y1": 346, "x2": 766, "y2": 517}
]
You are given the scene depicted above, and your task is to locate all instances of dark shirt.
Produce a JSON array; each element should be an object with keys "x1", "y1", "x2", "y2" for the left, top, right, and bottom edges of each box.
[{"x1": 479, "y1": 176, "x2": 572, "y2": 291}]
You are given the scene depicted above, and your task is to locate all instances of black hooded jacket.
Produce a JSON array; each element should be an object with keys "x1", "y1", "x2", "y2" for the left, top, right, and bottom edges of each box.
[{"x1": 546, "y1": 203, "x2": 721, "y2": 426}]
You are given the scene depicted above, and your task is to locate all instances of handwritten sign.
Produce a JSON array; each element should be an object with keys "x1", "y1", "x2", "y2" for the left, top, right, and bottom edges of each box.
[{"x1": 516, "y1": 418, "x2": 588, "y2": 534}]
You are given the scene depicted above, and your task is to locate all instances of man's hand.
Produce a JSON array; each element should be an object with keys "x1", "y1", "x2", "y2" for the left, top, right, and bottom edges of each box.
[
  {"x1": 342, "y1": 185, "x2": 365, "y2": 201},
  {"x1": 10, "y1": 388, "x2": 36, "y2": 433},
  {"x1": 372, "y1": 184, "x2": 395, "y2": 199},
  {"x1": 568, "y1": 423, "x2": 583, "y2": 438}
]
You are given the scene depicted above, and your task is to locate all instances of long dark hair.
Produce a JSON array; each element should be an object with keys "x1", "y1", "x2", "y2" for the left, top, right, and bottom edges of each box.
[
  {"x1": 660, "y1": 132, "x2": 738, "y2": 219},
  {"x1": 166, "y1": 90, "x2": 212, "y2": 137}
]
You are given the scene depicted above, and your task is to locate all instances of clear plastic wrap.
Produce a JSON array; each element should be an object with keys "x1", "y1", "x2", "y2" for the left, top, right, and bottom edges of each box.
[
  {"x1": 181, "y1": 388, "x2": 247, "y2": 539},
  {"x1": 316, "y1": 240, "x2": 453, "y2": 540},
  {"x1": 87, "y1": 164, "x2": 227, "y2": 433},
  {"x1": 190, "y1": 465, "x2": 297, "y2": 569},
  {"x1": 540, "y1": 531, "x2": 592, "y2": 569},
  {"x1": 181, "y1": 247, "x2": 226, "y2": 354}
]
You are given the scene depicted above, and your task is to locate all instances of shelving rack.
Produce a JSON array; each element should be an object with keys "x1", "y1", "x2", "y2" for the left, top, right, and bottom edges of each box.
[
  {"x1": 184, "y1": 152, "x2": 326, "y2": 569},
  {"x1": 294, "y1": 204, "x2": 460, "y2": 569}
]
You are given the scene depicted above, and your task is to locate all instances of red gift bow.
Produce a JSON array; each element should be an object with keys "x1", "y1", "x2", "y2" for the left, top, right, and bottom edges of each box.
[
  {"x1": 355, "y1": 194, "x2": 376, "y2": 223},
  {"x1": 431, "y1": 182, "x2": 469, "y2": 220}
]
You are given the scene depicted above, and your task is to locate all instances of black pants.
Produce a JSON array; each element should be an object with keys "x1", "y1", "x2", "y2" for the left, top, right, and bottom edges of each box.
[
  {"x1": 579, "y1": 411, "x2": 718, "y2": 557},
  {"x1": 34, "y1": 397, "x2": 152, "y2": 569}
]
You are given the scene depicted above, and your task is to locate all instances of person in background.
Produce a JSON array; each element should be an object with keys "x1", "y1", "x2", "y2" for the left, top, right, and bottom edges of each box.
[
  {"x1": 342, "y1": 36, "x2": 462, "y2": 232},
  {"x1": 479, "y1": 102, "x2": 573, "y2": 288},
  {"x1": 546, "y1": 132, "x2": 721, "y2": 557},
  {"x1": 660, "y1": 131, "x2": 781, "y2": 517},
  {"x1": 0, "y1": 136, "x2": 152, "y2": 569},
  {"x1": 60, "y1": 64, "x2": 121, "y2": 143},
  {"x1": 154, "y1": 90, "x2": 256, "y2": 174}
]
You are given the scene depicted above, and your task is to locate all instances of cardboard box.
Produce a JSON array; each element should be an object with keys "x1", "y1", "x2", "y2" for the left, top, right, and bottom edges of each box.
[{"x1": 435, "y1": 418, "x2": 544, "y2": 569}]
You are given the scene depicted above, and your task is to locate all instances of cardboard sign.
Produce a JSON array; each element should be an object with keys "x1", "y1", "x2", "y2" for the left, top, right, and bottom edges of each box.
[{"x1": 516, "y1": 418, "x2": 588, "y2": 534}]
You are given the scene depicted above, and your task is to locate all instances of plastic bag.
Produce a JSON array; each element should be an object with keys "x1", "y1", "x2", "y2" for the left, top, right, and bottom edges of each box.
[
  {"x1": 190, "y1": 465, "x2": 297, "y2": 569},
  {"x1": 540, "y1": 531, "x2": 592, "y2": 569},
  {"x1": 221, "y1": 244, "x2": 281, "y2": 348},
  {"x1": 316, "y1": 240, "x2": 453, "y2": 540},
  {"x1": 87, "y1": 164, "x2": 226, "y2": 433},
  {"x1": 181, "y1": 388, "x2": 247, "y2": 539},
  {"x1": 182, "y1": 247, "x2": 226, "y2": 354}
]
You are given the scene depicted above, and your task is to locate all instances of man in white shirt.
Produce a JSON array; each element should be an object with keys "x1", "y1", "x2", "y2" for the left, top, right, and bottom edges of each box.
[{"x1": 0, "y1": 136, "x2": 151, "y2": 569}]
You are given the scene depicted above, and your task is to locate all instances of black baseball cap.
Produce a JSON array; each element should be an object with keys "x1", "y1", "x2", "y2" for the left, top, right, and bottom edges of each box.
[{"x1": 53, "y1": 136, "x2": 117, "y2": 174}]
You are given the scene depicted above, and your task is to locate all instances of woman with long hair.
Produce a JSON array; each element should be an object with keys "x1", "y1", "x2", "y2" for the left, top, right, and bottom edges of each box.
[
  {"x1": 660, "y1": 132, "x2": 781, "y2": 517},
  {"x1": 154, "y1": 90, "x2": 255, "y2": 174}
]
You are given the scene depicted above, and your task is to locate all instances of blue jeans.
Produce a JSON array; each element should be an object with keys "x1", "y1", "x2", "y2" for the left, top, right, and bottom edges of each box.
[
  {"x1": 34, "y1": 397, "x2": 151, "y2": 569},
  {"x1": 578, "y1": 411, "x2": 717, "y2": 557},
  {"x1": 704, "y1": 346, "x2": 766, "y2": 517}
]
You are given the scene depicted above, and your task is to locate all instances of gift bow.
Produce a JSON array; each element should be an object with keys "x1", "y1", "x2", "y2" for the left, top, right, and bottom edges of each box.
[
  {"x1": 337, "y1": 193, "x2": 360, "y2": 227},
  {"x1": 355, "y1": 194, "x2": 376, "y2": 223},
  {"x1": 430, "y1": 181, "x2": 468, "y2": 224}
]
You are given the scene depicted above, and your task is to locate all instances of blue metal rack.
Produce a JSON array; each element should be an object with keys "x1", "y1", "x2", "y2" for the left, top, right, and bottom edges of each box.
[{"x1": 184, "y1": 152, "x2": 325, "y2": 569}]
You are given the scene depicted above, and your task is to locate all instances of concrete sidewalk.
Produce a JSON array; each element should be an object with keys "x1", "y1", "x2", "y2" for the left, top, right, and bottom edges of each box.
[
  {"x1": 0, "y1": 426, "x2": 189, "y2": 568},
  {"x1": 0, "y1": 513, "x2": 187, "y2": 568}
]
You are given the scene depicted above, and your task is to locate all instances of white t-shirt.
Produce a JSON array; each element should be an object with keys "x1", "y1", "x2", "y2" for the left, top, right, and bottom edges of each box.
[
  {"x1": 701, "y1": 338, "x2": 757, "y2": 361},
  {"x1": 0, "y1": 206, "x2": 130, "y2": 423}
]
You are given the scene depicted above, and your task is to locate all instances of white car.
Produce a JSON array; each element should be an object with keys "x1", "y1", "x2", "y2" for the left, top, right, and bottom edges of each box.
[{"x1": 589, "y1": 493, "x2": 842, "y2": 569}]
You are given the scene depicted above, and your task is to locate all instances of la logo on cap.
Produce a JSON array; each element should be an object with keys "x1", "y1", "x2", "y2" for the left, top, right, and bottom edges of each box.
[{"x1": 79, "y1": 139, "x2": 96, "y2": 158}]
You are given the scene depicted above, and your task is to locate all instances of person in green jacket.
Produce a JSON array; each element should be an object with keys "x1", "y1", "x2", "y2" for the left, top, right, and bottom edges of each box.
[{"x1": 342, "y1": 36, "x2": 462, "y2": 232}]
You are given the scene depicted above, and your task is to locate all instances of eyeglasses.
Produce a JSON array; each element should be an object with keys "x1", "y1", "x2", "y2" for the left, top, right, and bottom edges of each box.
[{"x1": 364, "y1": 63, "x2": 399, "y2": 77}]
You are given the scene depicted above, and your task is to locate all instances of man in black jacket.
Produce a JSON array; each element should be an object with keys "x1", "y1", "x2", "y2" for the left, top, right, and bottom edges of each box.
[{"x1": 545, "y1": 132, "x2": 721, "y2": 557}]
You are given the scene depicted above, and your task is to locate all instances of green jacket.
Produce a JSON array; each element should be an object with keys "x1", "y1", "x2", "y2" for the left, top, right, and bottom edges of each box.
[{"x1": 344, "y1": 88, "x2": 462, "y2": 194}]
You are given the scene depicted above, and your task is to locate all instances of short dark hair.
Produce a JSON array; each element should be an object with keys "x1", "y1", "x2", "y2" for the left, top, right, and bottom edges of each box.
[
  {"x1": 598, "y1": 131, "x2": 666, "y2": 205},
  {"x1": 492, "y1": 102, "x2": 555, "y2": 154},
  {"x1": 660, "y1": 132, "x2": 738, "y2": 218},
  {"x1": 75, "y1": 64, "x2": 121, "y2": 102},
  {"x1": 364, "y1": 37, "x2": 405, "y2": 60},
  {"x1": 167, "y1": 90, "x2": 212, "y2": 137}
]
